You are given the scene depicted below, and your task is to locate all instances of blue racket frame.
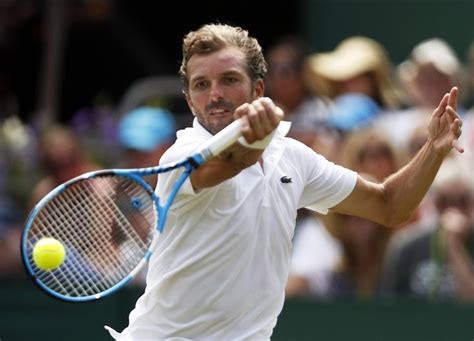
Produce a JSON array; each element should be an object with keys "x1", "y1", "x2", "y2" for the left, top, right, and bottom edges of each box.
[
  {"x1": 21, "y1": 118, "x2": 243, "y2": 302},
  {"x1": 21, "y1": 153, "x2": 205, "y2": 302}
]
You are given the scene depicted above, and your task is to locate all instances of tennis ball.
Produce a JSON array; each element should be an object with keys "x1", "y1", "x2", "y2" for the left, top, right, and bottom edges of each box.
[{"x1": 33, "y1": 237, "x2": 66, "y2": 271}]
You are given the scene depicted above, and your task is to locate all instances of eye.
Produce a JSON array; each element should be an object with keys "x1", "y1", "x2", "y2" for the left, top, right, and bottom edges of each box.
[
  {"x1": 193, "y1": 80, "x2": 208, "y2": 91},
  {"x1": 224, "y1": 76, "x2": 239, "y2": 85}
]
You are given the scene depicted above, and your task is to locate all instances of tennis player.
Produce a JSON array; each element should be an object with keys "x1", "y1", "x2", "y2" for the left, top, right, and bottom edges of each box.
[{"x1": 106, "y1": 24, "x2": 464, "y2": 340}]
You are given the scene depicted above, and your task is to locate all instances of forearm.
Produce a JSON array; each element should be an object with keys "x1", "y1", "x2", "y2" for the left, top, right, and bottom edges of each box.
[
  {"x1": 383, "y1": 138, "x2": 445, "y2": 226},
  {"x1": 332, "y1": 87, "x2": 462, "y2": 227},
  {"x1": 190, "y1": 143, "x2": 262, "y2": 189}
]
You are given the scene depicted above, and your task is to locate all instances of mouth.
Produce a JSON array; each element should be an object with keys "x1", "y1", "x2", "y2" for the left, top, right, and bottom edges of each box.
[{"x1": 208, "y1": 108, "x2": 232, "y2": 117}]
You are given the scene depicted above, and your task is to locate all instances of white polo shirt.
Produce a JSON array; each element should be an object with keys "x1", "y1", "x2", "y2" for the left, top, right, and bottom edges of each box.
[{"x1": 107, "y1": 119, "x2": 357, "y2": 340}]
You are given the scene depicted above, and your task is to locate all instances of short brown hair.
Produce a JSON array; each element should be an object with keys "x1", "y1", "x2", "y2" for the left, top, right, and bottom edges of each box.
[{"x1": 179, "y1": 23, "x2": 267, "y2": 92}]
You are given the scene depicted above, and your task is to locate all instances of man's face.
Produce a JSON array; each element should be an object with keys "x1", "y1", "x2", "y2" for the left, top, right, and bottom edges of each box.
[{"x1": 185, "y1": 46, "x2": 264, "y2": 134}]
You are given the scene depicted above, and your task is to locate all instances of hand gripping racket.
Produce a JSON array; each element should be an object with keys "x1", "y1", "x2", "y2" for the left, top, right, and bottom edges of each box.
[{"x1": 21, "y1": 119, "x2": 243, "y2": 302}]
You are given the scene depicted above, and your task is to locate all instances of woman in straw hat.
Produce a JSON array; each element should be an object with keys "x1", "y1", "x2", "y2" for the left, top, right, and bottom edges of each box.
[
  {"x1": 306, "y1": 36, "x2": 403, "y2": 111},
  {"x1": 304, "y1": 36, "x2": 404, "y2": 163}
]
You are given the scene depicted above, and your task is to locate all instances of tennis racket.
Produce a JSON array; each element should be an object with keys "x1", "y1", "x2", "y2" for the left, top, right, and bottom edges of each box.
[{"x1": 21, "y1": 119, "x2": 243, "y2": 302}]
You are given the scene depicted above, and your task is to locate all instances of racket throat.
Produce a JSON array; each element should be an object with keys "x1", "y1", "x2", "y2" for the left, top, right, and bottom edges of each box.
[{"x1": 188, "y1": 154, "x2": 206, "y2": 169}]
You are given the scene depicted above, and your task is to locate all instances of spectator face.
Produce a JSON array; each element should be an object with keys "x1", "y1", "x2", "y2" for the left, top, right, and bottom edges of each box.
[
  {"x1": 358, "y1": 143, "x2": 396, "y2": 182},
  {"x1": 435, "y1": 182, "x2": 473, "y2": 219}
]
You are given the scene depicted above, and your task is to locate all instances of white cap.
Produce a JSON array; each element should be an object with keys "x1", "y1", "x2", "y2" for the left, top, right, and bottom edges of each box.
[{"x1": 411, "y1": 38, "x2": 461, "y2": 76}]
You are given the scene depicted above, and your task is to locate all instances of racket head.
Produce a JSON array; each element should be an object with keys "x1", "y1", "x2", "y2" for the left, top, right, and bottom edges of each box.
[{"x1": 21, "y1": 171, "x2": 159, "y2": 302}]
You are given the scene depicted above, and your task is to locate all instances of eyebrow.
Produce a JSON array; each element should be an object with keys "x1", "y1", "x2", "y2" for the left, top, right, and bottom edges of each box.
[{"x1": 190, "y1": 70, "x2": 245, "y2": 84}]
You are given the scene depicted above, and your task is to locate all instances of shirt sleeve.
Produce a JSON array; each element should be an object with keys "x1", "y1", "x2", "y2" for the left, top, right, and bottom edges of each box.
[{"x1": 297, "y1": 147, "x2": 357, "y2": 214}]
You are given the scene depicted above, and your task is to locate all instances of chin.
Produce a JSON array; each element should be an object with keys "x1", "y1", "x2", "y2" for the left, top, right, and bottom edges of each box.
[{"x1": 210, "y1": 117, "x2": 234, "y2": 134}]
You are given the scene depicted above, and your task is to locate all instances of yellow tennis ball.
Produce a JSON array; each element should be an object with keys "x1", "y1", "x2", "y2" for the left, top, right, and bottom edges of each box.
[{"x1": 33, "y1": 237, "x2": 66, "y2": 271}]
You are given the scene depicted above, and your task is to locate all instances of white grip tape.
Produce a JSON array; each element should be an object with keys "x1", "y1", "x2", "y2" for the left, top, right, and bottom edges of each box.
[
  {"x1": 198, "y1": 119, "x2": 243, "y2": 159},
  {"x1": 238, "y1": 130, "x2": 275, "y2": 150}
]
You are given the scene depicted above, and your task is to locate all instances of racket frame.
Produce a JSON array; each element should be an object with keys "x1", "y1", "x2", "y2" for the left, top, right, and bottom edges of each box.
[{"x1": 21, "y1": 119, "x2": 242, "y2": 301}]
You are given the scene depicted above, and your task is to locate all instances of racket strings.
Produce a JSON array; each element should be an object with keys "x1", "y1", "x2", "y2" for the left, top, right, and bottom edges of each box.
[
  {"x1": 33, "y1": 181, "x2": 130, "y2": 296},
  {"x1": 62, "y1": 184, "x2": 131, "y2": 289},
  {"x1": 26, "y1": 175, "x2": 157, "y2": 297},
  {"x1": 33, "y1": 201, "x2": 109, "y2": 296}
]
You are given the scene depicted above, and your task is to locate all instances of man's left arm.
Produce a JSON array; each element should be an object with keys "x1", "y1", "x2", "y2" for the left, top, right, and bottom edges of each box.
[{"x1": 332, "y1": 87, "x2": 464, "y2": 227}]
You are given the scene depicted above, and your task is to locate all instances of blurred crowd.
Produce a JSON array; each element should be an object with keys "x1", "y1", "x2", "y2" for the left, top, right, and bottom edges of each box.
[
  {"x1": 1, "y1": 3, "x2": 473, "y2": 303},
  {"x1": 268, "y1": 35, "x2": 474, "y2": 302}
]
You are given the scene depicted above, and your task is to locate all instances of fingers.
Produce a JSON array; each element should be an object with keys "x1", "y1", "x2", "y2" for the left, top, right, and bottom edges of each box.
[
  {"x1": 446, "y1": 105, "x2": 462, "y2": 126},
  {"x1": 433, "y1": 87, "x2": 458, "y2": 119},
  {"x1": 234, "y1": 97, "x2": 283, "y2": 143},
  {"x1": 248, "y1": 99, "x2": 271, "y2": 140},
  {"x1": 433, "y1": 93, "x2": 450, "y2": 117},
  {"x1": 260, "y1": 97, "x2": 284, "y2": 126},
  {"x1": 447, "y1": 86, "x2": 458, "y2": 112},
  {"x1": 449, "y1": 109, "x2": 464, "y2": 153},
  {"x1": 450, "y1": 119, "x2": 465, "y2": 154}
]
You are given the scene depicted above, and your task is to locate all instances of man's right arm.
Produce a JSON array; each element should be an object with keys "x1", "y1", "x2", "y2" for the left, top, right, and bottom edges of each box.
[
  {"x1": 190, "y1": 97, "x2": 283, "y2": 190},
  {"x1": 190, "y1": 143, "x2": 263, "y2": 189}
]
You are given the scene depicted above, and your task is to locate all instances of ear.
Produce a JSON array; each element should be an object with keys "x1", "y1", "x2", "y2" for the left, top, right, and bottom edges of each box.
[
  {"x1": 185, "y1": 92, "x2": 196, "y2": 116},
  {"x1": 254, "y1": 79, "x2": 265, "y2": 98}
]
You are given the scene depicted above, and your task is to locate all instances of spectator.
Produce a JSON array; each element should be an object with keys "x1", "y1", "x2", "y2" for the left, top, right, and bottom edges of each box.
[
  {"x1": 340, "y1": 127, "x2": 401, "y2": 183},
  {"x1": 0, "y1": 75, "x2": 38, "y2": 279},
  {"x1": 379, "y1": 156, "x2": 474, "y2": 301},
  {"x1": 265, "y1": 36, "x2": 342, "y2": 298},
  {"x1": 29, "y1": 125, "x2": 99, "y2": 208},
  {"x1": 265, "y1": 35, "x2": 331, "y2": 147},
  {"x1": 460, "y1": 42, "x2": 474, "y2": 166},
  {"x1": 325, "y1": 207, "x2": 392, "y2": 299},
  {"x1": 286, "y1": 128, "x2": 401, "y2": 298},
  {"x1": 304, "y1": 36, "x2": 403, "y2": 162},
  {"x1": 376, "y1": 38, "x2": 466, "y2": 152},
  {"x1": 286, "y1": 212, "x2": 342, "y2": 298},
  {"x1": 70, "y1": 95, "x2": 120, "y2": 168},
  {"x1": 312, "y1": 130, "x2": 400, "y2": 299},
  {"x1": 319, "y1": 136, "x2": 399, "y2": 299},
  {"x1": 466, "y1": 41, "x2": 474, "y2": 109},
  {"x1": 117, "y1": 106, "x2": 177, "y2": 188}
]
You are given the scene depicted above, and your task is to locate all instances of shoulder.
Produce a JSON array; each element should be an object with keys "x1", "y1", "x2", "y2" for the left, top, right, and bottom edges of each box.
[
  {"x1": 160, "y1": 126, "x2": 209, "y2": 165},
  {"x1": 281, "y1": 136, "x2": 318, "y2": 157}
]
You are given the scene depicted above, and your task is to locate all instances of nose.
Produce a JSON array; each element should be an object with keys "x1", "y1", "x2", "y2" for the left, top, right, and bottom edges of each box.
[{"x1": 209, "y1": 81, "x2": 224, "y2": 101}]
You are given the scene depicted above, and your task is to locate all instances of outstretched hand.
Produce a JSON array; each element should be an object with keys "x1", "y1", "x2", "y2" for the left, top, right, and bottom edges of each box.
[{"x1": 428, "y1": 87, "x2": 464, "y2": 156}]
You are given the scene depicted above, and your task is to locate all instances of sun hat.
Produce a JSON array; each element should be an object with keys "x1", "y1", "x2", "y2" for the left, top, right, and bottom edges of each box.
[
  {"x1": 118, "y1": 107, "x2": 176, "y2": 152},
  {"x1": 398, "y1": 38, "x2": 462, "y2": 84},
  {"x1": 305, "y1": 36, "x2": 401, "y2": 109}
]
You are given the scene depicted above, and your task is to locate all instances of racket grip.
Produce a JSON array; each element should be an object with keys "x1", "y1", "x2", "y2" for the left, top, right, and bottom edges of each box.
[{"x1": 198, "y1": 119, "x2": 243, "y2": 159}]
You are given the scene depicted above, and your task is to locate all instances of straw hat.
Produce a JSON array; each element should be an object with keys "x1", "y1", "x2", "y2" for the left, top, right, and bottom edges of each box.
[{"x1": 305, "y1": 36, "x2": 401, "y2": 109}]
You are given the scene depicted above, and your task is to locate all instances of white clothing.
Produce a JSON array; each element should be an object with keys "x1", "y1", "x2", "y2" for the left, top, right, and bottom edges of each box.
[
  {"x1": 106, "y1": 118, "x2": 357, "y2": 340},
  {"x1": 373, "y1": 107, "x2": 428, "y2": 152},
  {"x1": 289, "y1": 216, "x2": 342, "y2": 296}
]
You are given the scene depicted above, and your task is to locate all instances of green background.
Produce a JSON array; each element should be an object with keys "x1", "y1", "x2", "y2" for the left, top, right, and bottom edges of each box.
[
  {"x1": 2, "y1": 280, "x2": 473, "y2": 341},
  {"x1": 300, "y1": 0, "x2": 473, "y2": 63}
]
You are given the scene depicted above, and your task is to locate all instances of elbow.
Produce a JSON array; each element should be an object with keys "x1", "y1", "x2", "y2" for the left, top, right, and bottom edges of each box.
[{"x1": 380, "y1": 185, "x2": 412, "y2": 228}]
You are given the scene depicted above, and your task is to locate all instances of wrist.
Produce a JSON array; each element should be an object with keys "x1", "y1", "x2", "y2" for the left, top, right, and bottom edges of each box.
[
  {"x1": 238, "y1": 130, "x2": 275, "y2": 150},
  {"x1": 426, "y1": 137, "x2": 452, "y2": 159}
]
